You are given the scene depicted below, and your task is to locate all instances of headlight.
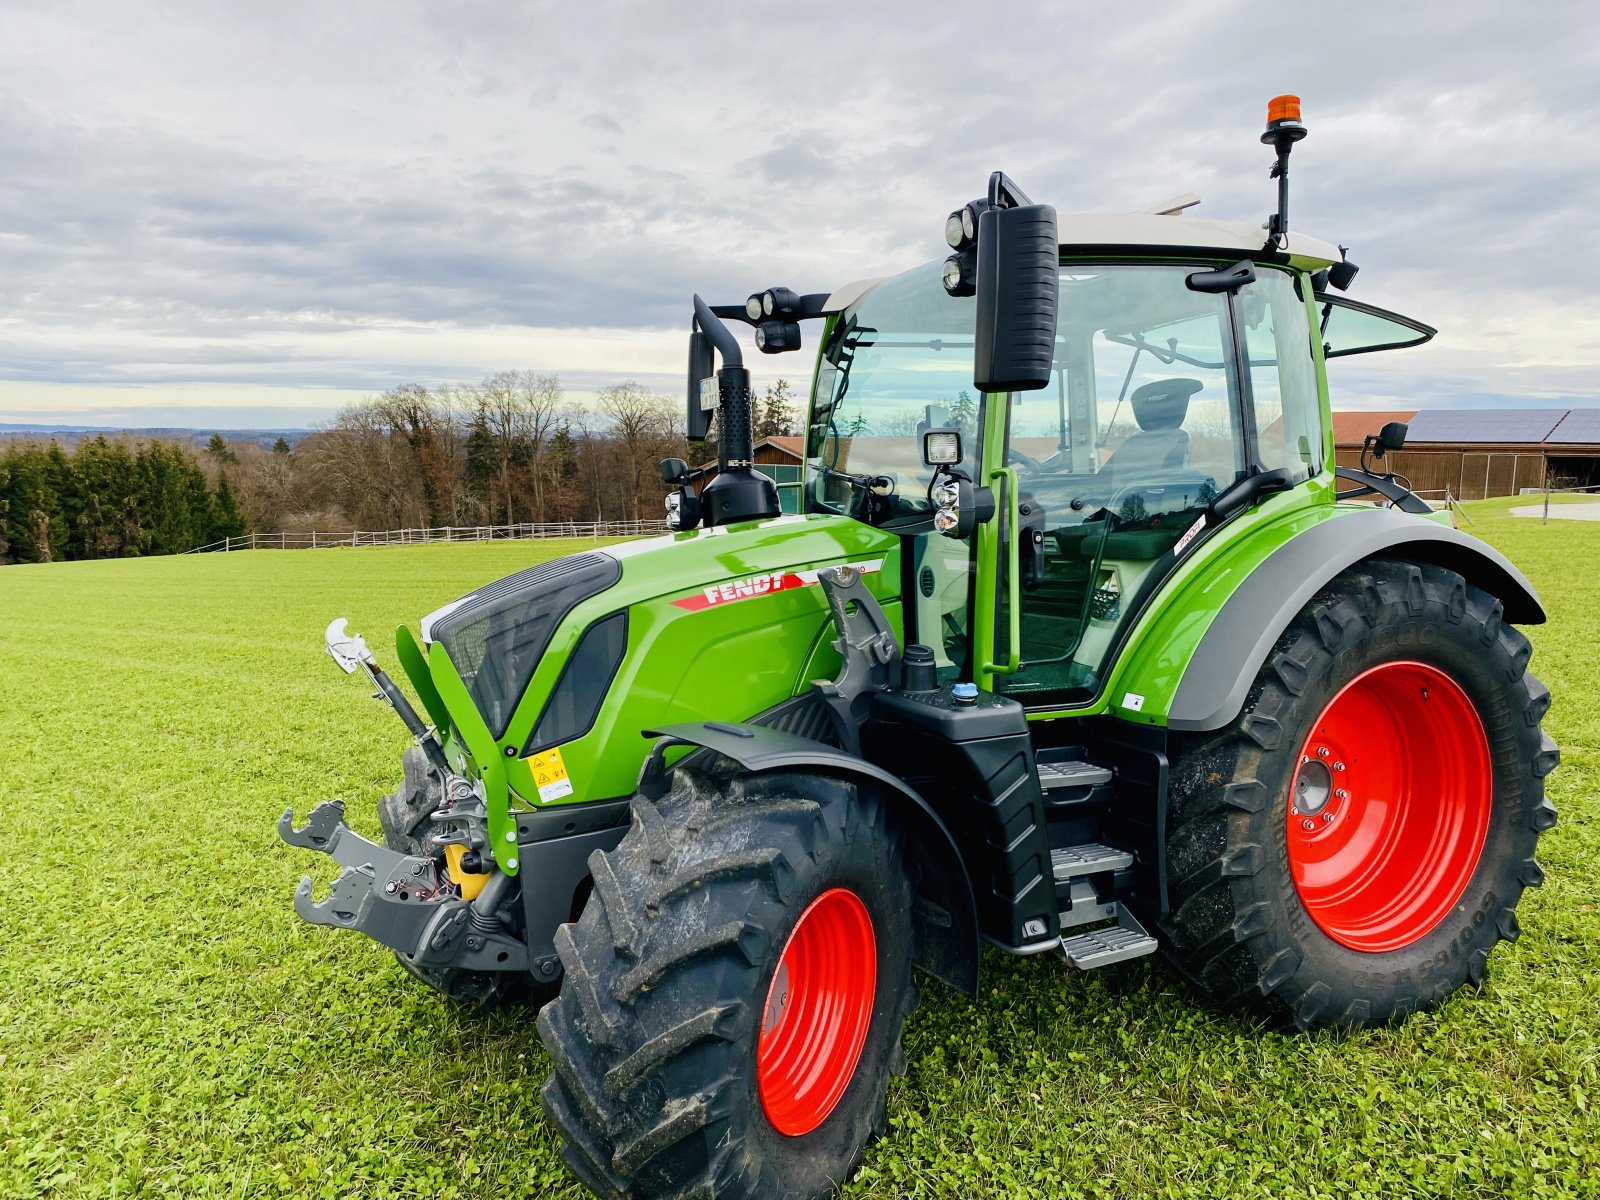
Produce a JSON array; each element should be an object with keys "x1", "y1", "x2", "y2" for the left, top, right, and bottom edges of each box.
[{"x1": 745, "y1": 295, "x2": 764, "y2": 321}]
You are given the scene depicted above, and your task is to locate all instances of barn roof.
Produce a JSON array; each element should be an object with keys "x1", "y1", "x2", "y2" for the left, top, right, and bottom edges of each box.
[
  {"x1": 1331, "y1": 410, "x2": 1416, "y2": 447},
  {"x1": 1403, "y1": 410, "x2": 1572, "y2": 445}
]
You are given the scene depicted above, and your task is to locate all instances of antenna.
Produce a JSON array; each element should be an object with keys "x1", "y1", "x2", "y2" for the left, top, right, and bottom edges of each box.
[{"x1": 1261, "y1": 95, "x2": 1307, "y2": 250}]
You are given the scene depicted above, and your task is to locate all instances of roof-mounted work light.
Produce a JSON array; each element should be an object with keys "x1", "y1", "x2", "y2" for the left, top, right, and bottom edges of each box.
[
  {"x1": 944, "y1": 200, "x2": 988, "y2": 252},
  {"x1": 754, "y1": 321, "x2": 801, "y2": 353},
  {"x1": 942, "y1": 251, "x2": 977, "y2": 297}
]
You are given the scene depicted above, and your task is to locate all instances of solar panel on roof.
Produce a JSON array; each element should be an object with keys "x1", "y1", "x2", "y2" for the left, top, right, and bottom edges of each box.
[
  {"x1": 1546, "y1": 409, "x2": 1600, "y2": 444},
  {"x1": 1405, "y1": 409, "x2": 1569, "y2": 444}
]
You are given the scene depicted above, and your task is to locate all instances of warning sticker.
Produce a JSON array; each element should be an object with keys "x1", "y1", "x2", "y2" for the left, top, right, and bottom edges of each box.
[{"x1": 525, "y1": 747, "x2": 574, "y2": 803}]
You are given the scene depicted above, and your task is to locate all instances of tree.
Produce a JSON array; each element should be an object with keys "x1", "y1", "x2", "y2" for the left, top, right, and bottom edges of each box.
[
  {"x1": 754, "y1": 379, "x2": 799, "y2": 438},
  {"x1": 208, "y1": 474, "x2": 249, "y2": 543},
  {"x1": 272, "y1": 436, "x2": 291, "y2": 455},
  {"x1": 205, "y1": 433, "x2": 239, "y2": 466},
  {"x1": 948, "y1": 390, "x2": 978, "y2": 440},
  {"x1": 597, "y1": 382, "x2": 684, "y2": 523}
]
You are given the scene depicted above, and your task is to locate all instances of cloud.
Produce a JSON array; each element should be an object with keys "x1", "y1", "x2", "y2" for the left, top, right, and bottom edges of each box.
[{"x1": 0, "y1": 0, "x2": 1596, "y2": 426}]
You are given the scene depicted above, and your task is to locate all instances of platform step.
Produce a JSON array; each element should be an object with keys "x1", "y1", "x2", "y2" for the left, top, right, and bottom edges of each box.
[
  {"x1": 1060, "y1": 907, "x2": 1158, "y2": 970},
  {"x1": 1037, "y1": 759, "x2": 1114, "y2": 791},
  {"x1": 1051, "y1": 842, "x2": 1134, "y2": 880}
]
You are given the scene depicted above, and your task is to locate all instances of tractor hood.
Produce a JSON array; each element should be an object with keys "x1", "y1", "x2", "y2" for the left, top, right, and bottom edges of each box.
[{"x1": 397, "y1": 513, "x2": 900, "y2": 875}]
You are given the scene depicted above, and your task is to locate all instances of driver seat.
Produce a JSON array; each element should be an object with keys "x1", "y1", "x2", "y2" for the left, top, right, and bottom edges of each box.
[
  {"x1": 1049, "y1": 377, "x2": 1204, "y2": 565},
  {"x1": 1102, "y1": 378, "x2": 1201, "y2": 476}
]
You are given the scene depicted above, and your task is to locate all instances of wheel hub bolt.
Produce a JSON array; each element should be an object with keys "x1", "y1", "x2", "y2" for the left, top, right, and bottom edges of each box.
[
  {"x1": 1322, "y1": 812, "x2": 1335, "y2": 824},
  {"x1": 1316, "y1": 747, "x2": 1331, "y2": 758},
  {"x1": 1333, "y1": 762, "x2": 1346, "y2": 772},
  {"x1": 1335, "y1": 788, "x2": 1350, "y2": 800},
  {"x1": 1302, "y1": 818, "x2": 1316, "y2": 830}
]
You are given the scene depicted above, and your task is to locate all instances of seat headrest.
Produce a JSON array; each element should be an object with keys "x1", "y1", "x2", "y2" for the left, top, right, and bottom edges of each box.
[{"x1": 1131, "y1": 378, "x2": 1203, "y2": 431}]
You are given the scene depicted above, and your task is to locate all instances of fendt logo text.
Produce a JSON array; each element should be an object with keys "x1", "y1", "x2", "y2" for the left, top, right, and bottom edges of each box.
[{"x1": 671, "y1": 559, "x2": 883, "y2": 612}]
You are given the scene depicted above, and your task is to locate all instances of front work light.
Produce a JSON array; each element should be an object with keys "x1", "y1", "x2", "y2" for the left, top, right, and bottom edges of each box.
[
  {"x1": 943, "y1": 252, "x2": 976, "y2": 297},
  {"x1": 761, "y1": 286, "x2": 801, "y2": 318},
  {"x1": 944, "y1": 201, "x2": 986, "y2": 251},
  {"x1": 745, "y1": 294, "x2": 764, "y2": 321},
  {"x1": 922, "y1": 428, "x2": 962, "y2": 466},
  {"x1": 755, "y1": 321, "x2": 801, "y2": 353}
]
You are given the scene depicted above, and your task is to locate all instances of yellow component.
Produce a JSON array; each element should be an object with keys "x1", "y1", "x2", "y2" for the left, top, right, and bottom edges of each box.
[{"x1": 445, "y1": 843, "x2": 490, "y2": 901}]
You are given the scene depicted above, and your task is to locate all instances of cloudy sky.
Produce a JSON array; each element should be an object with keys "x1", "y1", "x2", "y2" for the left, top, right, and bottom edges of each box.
[{"x1": 1, "y1": 0, "x2": 1595, "y2": 429}]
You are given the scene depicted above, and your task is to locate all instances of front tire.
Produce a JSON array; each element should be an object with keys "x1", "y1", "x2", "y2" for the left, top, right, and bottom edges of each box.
[
  {"x1": 538, "y1": 763, "x2": 916, "y2": 1200},
  {"x1": 1161, "y1": 559, "x2": 1559, "y2": 1029}
]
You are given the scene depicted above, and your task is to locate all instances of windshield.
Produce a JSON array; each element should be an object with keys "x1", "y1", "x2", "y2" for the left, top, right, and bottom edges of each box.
[{"x1": 808, "y1": 263, "x2": 977, "y2": 523}]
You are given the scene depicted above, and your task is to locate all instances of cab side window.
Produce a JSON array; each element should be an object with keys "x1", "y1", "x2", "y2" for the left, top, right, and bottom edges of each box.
[{"x1": 1238, "y1": 271, "x2": 1322, "y2": 477}]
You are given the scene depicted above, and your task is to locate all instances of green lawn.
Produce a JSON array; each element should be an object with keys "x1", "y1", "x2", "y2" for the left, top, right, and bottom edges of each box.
[{"x1": 1, "y1": 505, "x2": 1596, "y2": 1199}]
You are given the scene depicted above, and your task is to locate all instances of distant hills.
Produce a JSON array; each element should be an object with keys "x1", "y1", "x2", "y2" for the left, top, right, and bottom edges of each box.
[{"x1": 0, "y1": 423, "x2": 314, "y2": 450}]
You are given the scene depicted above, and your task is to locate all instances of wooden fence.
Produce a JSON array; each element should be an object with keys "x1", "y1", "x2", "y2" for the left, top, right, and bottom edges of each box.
[{"x1": 186, "y1": 519, "x2": 667, "y2": 553}]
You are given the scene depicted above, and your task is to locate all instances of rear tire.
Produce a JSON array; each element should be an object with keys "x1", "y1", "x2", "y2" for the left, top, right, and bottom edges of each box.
[
  {"x1": 378, "y1": 746, "x2": 555, "y2": 1010},
  {"x1": 1161, "y1": 559, "x2": 1558, "y2": 1029},
  {"x1": 538, "y1": 762, "x2": 916, "y2": 1200}
]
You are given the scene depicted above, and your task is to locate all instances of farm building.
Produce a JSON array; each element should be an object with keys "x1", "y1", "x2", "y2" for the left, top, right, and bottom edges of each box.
[
  {"x1": 689, "y1": 435, "x2": 807, "y2": 512},
  {"x1": 1334, "y1": 409, "x2": 1600, "y2": 499},
  {"x1": 694, "y1": 415, "x2": 1600, "y2": 506}
]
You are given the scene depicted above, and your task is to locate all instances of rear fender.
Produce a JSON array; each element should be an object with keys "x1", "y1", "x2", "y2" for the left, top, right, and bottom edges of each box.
[
  {"x1": 640, "y1": 720, "x2": 980, "y2": 998},
  {"x1": 1169, "y1": 507, "x2": 1544, "y2": 732}
]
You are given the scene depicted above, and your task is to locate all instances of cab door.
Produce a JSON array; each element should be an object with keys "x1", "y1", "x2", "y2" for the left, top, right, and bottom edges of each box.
[{"x1": 976, "y1": 262, "x2": 1322, "y2": 708}]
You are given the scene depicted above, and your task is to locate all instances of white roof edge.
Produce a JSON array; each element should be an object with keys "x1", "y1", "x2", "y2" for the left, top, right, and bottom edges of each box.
[
  {"x1": 822, "y1": 277, "x2": 886, "y2": 314},
  {"x1": 824, "y1": 217, "x2": 1343, "y2": 317},
  {"x1": 1053, "y1": 212, "x2": 1343, "y2": 268}
]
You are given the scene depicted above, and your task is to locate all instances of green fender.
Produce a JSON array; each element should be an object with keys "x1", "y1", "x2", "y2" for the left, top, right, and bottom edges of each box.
[{"x1": 1166, "y1": 505, "x2": 1544, "y2": 732}]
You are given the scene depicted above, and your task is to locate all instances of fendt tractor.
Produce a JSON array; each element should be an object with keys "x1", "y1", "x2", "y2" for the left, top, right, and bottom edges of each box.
[{"x1": 282, "y1": 97, "x2": 1558, "y2": 1199}]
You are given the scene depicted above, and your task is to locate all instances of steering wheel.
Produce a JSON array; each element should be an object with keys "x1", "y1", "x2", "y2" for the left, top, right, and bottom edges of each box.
[{"x1": 1007, "y1": 447, "x2": 1044, "y2": 472}]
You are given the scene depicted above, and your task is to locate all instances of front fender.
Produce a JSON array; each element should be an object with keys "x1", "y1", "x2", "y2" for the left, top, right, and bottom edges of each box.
[
  {"x1": 640, "y1": 721, "x2": 980, "y2": 998},
  {"x1": 1168, "y1": 506, "x2": 1544, "y2": 732}
]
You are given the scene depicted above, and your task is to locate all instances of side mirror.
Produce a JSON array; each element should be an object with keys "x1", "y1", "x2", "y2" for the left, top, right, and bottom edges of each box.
[
  {"x1": 659, "y1": 457, "x2": 689, "y2": 484},
  {"x1": 921, "y1": 428, "x2": 962, "y2": 467},
  {"x1": 1361, "y1": 420, "x2": 1408, "y2": 473},
  {"x1": 973, "y1": 203, "x2": 1058, "y2": 393},
  {"x1": 1187, "y1": 260, "x2": 1257, "y2": 294},
  {"x1": 685, "y1": 331, "x2": 714, "y2": 441}
]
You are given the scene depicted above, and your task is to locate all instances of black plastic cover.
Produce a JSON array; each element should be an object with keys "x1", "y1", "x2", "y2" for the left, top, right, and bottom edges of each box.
[
  {"x1": 431, "y1": 553, "x2": 622, "y2": 737},
  {"x1": 973, "y1": 203, "x2": 1059, "y2": 393},
  {"x1": 524, "y1": 612, "x2": 629, "y2": 756}
]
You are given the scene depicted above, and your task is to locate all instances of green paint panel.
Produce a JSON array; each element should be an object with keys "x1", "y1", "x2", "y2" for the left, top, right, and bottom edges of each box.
[
  {"x1": 426, "y1": 513, "x2": 898, "y2": 810},
  {"x1": 428, "y1": 642, "x2": 517, "y2": 875},
  {"x1": 393, "y1": 623, "x2": 450, "y2": 734}
]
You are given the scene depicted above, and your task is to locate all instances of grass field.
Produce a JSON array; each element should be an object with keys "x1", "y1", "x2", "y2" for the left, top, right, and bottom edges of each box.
[{"x1": 2, "y1": 500, "x2": 1596, "y2": 1199}]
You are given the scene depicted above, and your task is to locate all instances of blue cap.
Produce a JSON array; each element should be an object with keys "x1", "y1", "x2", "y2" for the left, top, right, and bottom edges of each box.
[{"x1": 951, "y1": 682, "x2": 979, "y2": 702}]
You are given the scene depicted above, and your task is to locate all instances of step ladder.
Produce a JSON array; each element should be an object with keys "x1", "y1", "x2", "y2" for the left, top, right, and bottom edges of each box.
[
  {"x1": 1050, "y1": 842, "x2": 1159, "y2": 970},
  {"x1": 1037, "y1": 759, "x2": 1113, "y2": 796}
]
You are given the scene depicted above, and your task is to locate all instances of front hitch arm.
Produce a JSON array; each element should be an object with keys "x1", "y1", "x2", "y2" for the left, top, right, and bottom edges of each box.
[{"x1": 278, "y1": 799, "x2": 526, "y2": 972}]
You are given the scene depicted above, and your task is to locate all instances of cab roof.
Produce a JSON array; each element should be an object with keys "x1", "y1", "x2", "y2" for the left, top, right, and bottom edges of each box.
[{"x1": 823, "y1": 210, "x2": 1344, "y2": 313}]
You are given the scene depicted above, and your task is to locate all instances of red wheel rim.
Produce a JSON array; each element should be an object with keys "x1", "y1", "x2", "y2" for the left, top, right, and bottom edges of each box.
[
  {"x1": 757, "y1": 887, "x2": 877, "y2": 1137},
  {"x1": 1287, "y1": 660, "x2": 1492, "y2": 953}
]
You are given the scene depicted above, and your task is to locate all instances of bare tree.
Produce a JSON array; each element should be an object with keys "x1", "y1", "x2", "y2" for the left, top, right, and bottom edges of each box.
[{"x1": 598, "y1": 382, "x2": 686, "y2": 522}]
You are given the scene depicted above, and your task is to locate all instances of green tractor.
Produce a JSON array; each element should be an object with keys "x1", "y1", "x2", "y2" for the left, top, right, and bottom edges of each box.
[{"x1": 281, "y1": 97, "x2": 1558, "y2": 1199}]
